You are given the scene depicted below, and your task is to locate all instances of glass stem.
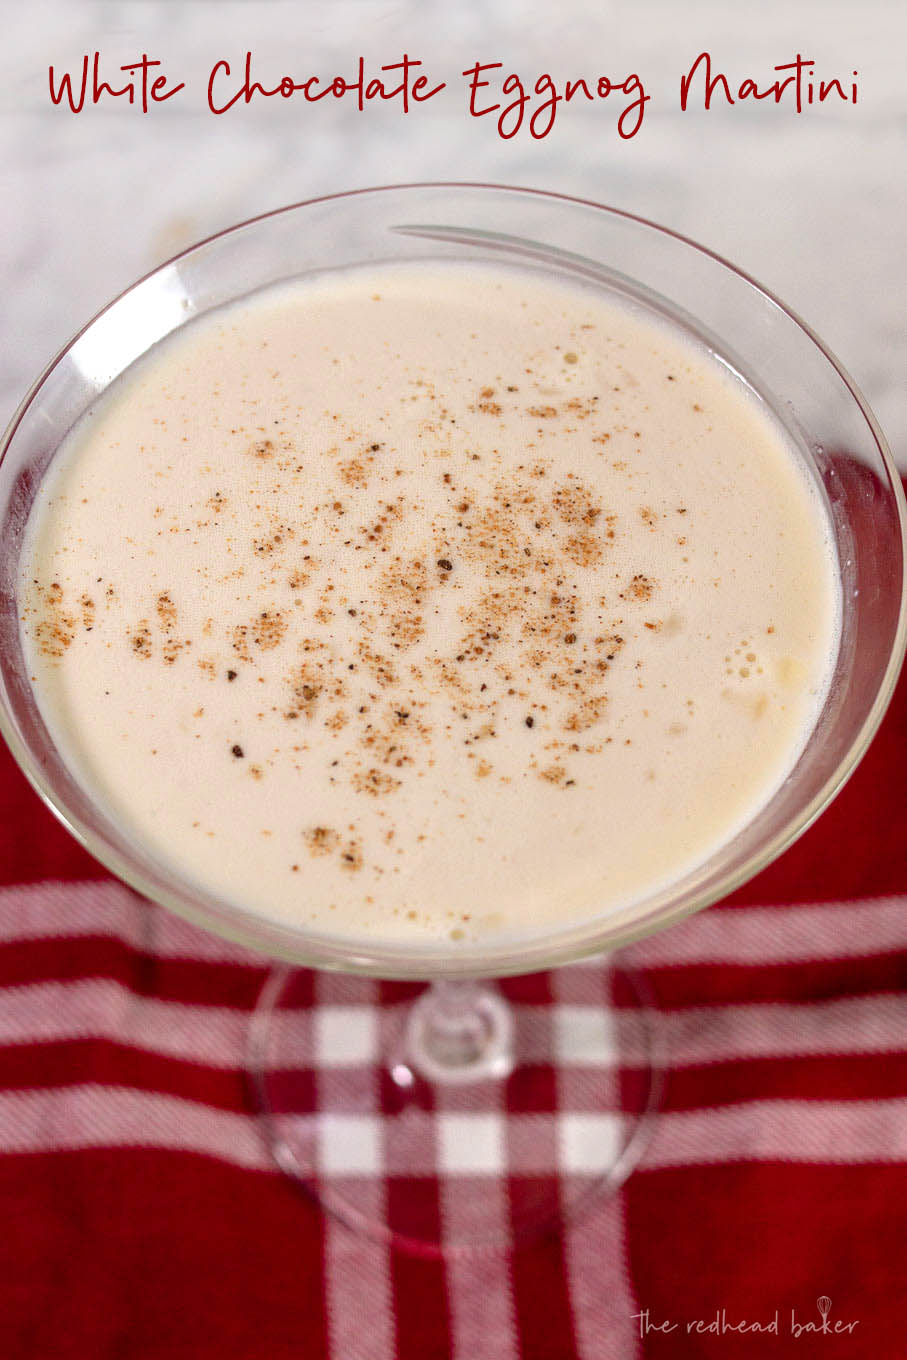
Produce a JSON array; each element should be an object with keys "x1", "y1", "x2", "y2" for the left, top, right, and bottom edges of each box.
[{"x1": 406, "y1": 978, "x2": 514, "y2": 1083}]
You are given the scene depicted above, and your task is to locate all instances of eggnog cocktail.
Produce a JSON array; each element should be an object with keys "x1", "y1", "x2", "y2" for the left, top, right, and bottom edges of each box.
[{"x1": 18, "y1": 263, "x2": 839, "y2": 944}]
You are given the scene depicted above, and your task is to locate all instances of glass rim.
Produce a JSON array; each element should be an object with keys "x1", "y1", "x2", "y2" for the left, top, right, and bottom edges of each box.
[{"x1": 2, "y1": 181, "x2": 906, "y2": 979}]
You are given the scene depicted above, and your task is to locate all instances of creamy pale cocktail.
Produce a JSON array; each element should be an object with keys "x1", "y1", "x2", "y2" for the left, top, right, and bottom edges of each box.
[{"x1": 18, "y1": 263, "x2": 840, "y2": 942}]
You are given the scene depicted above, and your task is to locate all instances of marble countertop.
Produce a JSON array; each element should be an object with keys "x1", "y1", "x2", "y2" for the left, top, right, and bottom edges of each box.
[{"x1": 2, "y1": 0, "x2": 905, "y2": 465}]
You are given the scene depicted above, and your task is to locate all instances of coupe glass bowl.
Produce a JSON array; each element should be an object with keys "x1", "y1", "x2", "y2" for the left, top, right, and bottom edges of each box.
[{"x1": 1, "y1": 185, "x2": 904, "y2": 1249}]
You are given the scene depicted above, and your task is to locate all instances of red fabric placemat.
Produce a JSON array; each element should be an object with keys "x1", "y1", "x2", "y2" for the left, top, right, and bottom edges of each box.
[{"x1": 0, "y1": 654, "x2": 904, "y2": 1358}]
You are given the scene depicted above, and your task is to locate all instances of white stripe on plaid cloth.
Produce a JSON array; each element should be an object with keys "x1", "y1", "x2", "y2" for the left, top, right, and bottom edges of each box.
[
  {"x1": 0, "y1": 880, "x2": 904, "y2": 965},
  {"x1": 325, "y1": 1203, "x2": 396, "y2": 1360},
  {"x1": 319, "y1": 988, "x2": 396, "y2": 1359},
  {"x1": 0, "y1": 978, "x2": 902, "y2": 1069},
  {"x1": 0, "y1": 1087, "x2": 904, "y2": 1168}
]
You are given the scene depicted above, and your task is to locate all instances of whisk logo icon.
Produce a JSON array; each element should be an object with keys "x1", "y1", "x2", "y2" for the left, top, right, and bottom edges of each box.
[{"x1": 790, "y1": 1293, "x2": 859, "y2": 1337}]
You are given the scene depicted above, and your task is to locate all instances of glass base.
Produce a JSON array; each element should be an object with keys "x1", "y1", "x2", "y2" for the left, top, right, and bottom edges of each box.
[{"x1": 248, "y1": 959, "x2": 662, "y2": 1253}]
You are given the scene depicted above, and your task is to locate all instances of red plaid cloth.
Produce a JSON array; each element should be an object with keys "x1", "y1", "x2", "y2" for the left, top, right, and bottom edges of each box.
[{"x1": 0, "y1": 658, "x2": 904, "y2": 1356}]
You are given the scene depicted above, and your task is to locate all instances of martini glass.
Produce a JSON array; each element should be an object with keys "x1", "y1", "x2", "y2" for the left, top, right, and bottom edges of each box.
[{"x1": 0, "y1": 185, "x2": 904, "y2": 1252}]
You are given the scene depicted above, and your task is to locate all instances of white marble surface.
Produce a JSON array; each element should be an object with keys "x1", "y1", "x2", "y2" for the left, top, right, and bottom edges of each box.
[{"x1": 2, "y1": 0, "x2": 905, "y2": 464}]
